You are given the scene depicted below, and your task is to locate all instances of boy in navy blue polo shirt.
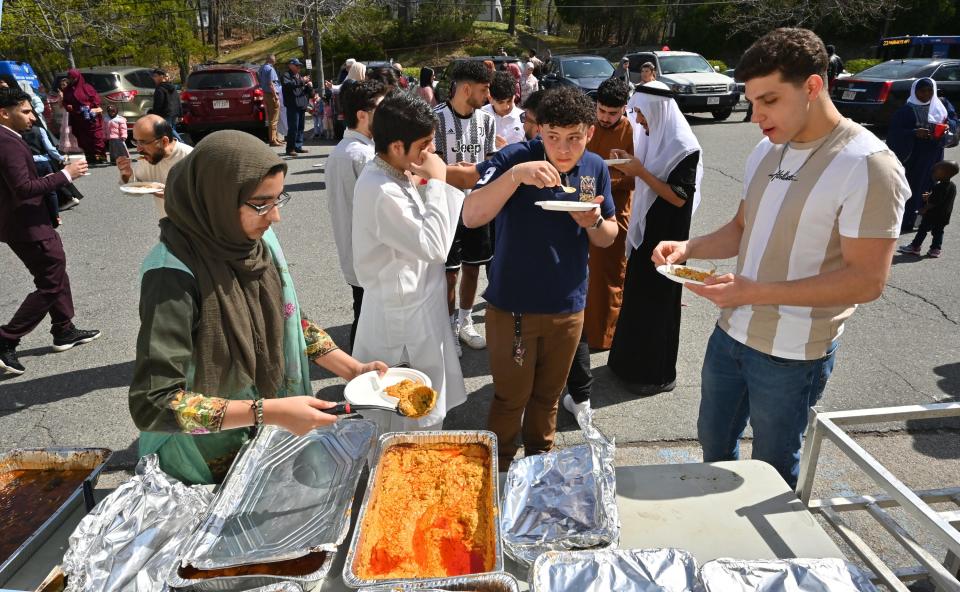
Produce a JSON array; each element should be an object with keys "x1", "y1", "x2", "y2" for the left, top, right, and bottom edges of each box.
[{"x1": 463, "y1": 86, "x2": 617, "y2": 466}]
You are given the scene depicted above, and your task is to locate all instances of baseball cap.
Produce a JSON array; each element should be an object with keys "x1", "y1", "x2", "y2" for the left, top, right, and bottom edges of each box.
[{"x1": 288, "y1": 58, "x2": 303, "y2": 66}]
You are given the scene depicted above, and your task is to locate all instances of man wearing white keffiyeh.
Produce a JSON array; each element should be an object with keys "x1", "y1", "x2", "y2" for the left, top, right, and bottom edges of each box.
[{"x1": 606, "y1": 81, "x2": 703, "y2": 397}]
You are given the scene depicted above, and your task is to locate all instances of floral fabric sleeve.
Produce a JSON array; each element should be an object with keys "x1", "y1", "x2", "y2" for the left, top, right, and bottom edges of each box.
[
  {"x1": 169, "y1": 390, "x2": 230, "y2": 434},
  {"x1": 302, "y1": 317, "x2": 339, "y2": 362}
]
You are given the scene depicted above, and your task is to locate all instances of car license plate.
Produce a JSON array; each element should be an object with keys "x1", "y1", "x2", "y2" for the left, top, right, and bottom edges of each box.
[
  {"x1": 707, "y1": 96, "x2": 720, "y2": 105},
  {"x1": 842, "y1": 91, "x2": 857, "y2": 101},
  {"x1": 213, "y1": 100, "x2": 230, "y2": 109}
]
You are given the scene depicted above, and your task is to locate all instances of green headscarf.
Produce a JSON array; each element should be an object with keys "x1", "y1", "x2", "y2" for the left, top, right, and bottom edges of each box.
[{"x1": 159, "y1": 130, "x2": 288, "y2": 399}]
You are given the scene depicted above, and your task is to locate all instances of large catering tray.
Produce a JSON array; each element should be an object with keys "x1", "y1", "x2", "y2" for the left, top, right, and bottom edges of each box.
[
  {"x1": 0, "y1": 447, "x2": 111, "y2": 586},
  {"x1": 342, "y1": 431, "x2": 503, "y2": 588},
  {"x1": 530, "y1": 548, "x2": 698, "y2": 592},
  {"x1": 180, "y1": 420, "x2": 378, "y2": 570},
  {"x1": 358, "y1": 571, "x2": 520, "y2": 592},
  {"x1": 166, "y1": 549, "x2": 335, "y2": 592}
]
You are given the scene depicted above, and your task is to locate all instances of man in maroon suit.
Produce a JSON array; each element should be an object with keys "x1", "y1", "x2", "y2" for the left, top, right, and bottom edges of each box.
[{"x1": 0, "y1": 87, "x2": 100, "y2": 376}]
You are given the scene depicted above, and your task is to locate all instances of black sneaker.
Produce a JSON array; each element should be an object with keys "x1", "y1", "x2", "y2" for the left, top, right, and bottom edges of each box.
[
  {"x1": 52, "y1": 327, "x2": 101, "y2": 352},
  {"x1": 0, "y1": 343, "x2": 25, "y2": 375}
]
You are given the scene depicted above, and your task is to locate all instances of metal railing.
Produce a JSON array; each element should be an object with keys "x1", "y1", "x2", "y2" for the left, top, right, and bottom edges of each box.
[{"x1": 796, "y1": 403, "x2": 960, "y2": 592}]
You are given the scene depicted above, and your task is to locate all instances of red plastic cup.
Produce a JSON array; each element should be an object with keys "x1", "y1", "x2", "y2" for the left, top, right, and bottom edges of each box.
[{"x1": 933, "y1": 123, "x2": 948, "y2": 139}]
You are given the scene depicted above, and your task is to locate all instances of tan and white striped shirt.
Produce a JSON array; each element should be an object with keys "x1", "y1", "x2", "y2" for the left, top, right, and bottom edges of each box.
[{"x1": 719, "y1": 118, "x2": 909, "y2": 360}]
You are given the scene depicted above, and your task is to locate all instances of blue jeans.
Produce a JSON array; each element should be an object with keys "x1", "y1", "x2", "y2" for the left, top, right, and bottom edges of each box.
[
  {"x1": 698, "y1": 325, "x2": 837, "y2": 489},
  {"x1": 285, "y1": 108, "x2": 305, "y2": 152}
]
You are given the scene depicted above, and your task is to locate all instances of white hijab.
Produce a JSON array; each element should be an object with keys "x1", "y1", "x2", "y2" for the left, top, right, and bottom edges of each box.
[
  {"x1": 625, "y1": 81, "x2": 704, "y2": 256},
  {"x1": 907, "y1": 77, "x2": 948, "y2": 124}
]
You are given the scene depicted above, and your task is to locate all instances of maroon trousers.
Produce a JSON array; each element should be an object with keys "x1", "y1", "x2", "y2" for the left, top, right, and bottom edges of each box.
[{"x1": 0, "y1": 235, "x2": 75, "y2": 344}]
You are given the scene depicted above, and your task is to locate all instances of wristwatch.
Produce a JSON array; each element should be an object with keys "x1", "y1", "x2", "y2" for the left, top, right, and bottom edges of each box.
[{"x1": 590, "y1": 214, "x2": 604, "y2": 230}]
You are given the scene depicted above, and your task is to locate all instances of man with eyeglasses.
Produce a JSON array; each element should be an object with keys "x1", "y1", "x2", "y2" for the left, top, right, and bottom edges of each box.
[
  {"x1": 117, "y1": 114, "x2": 193, "y2": 219},
  {"x1": 325, "y1": 79, "x2": 387, "y2": 350}
]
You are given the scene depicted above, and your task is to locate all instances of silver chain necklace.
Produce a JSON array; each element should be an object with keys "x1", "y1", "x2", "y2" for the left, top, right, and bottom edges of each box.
[{"x1": 768, "y1": 122, "x2": 841, "y2": 182}]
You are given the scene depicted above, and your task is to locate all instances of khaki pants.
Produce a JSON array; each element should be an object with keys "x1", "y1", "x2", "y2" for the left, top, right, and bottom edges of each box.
[
  {"x1": 486, "y1": 305, "x2": 584, "y2": 466},
  {"x1": 265, "y1": 93, "x2": 281, "y2": 144}
]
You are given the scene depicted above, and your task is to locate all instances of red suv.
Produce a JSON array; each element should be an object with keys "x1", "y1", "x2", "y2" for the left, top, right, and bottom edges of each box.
[{"x1": 179, "y1": 65, "x2": 267, "y2": 142}]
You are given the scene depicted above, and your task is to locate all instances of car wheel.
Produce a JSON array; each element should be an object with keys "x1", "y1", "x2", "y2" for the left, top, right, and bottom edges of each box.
[
  {"x1": 251, "y1": 126, "x2": 270, "y2": 142},
  {"x1": 711, "y1": 108, "x2": 733, "y2": 121}
]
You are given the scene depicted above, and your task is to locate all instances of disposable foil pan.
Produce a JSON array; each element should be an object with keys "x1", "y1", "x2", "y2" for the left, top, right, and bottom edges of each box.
[
  {"x1": 531, "y1": 549, "x2": 698, "y2": 592},
  {"x1": 500, "y1": 408, "x2": 618, "y2": 566},
  {"x1": 699, "y1": 558, "x2": 878, "y2": 591},
  {"x1": 180, "y1": 420, "x2": 377, "y2": 570},
  {"x1": 62, "y1": 454, "x2": 212, "y2": 592},
  {"x1": 358, "y1": 571, "x2": 520, "y2": 592},
  {"x1": 166, "y1": 555, "x2": 331, "y2": 592},
  {"x1": 342, "y1": 431, "x2": 503, "y2": 588},
  {"x1": 0, "y1": 447, "x2": 111, "y2": 584}
]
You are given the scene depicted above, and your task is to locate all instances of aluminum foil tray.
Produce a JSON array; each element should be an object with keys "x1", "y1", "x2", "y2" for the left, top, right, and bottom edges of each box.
[
  {"x1": 699, "y1": 558, "x2": 878, "y2": 591},
  {"x1": 358, "y1": 571, "x2": 520, "y2": 592},
  {"x1": 342, "y1": 430, "x2": 503, "y2": 588},
  {"x1": 166, "y1": 552, "x2": 332, "y2": 592},
  {"x1": 501, "y1": 408, "x2": 618, "y2": 567},
  {"x1": 531, "y1": 549, "x2": 698, "y2": 592},
  {"x1": 180, "y1": 420, "x2": 378, "y2": 570}
]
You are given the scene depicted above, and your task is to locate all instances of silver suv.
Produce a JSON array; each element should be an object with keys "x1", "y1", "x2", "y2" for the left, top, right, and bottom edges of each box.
[
  {"x1": 55, "y1": 66, "x2": 156, "y2": 132},
  {"x1": 618, "y1": 51, "x2": 740, "y2": 120}
]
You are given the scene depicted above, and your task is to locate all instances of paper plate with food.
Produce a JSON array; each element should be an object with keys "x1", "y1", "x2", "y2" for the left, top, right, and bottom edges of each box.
[
  {"x1": 535, "y1": 200, "x2": 599, "y2": 212},
  {"x1": 120, "y1": 181, "x2": 164, "y2": 195},
  {"x1": 657, "y1": 262, "x2": 717, "y2": 285},
  {"x1": 604, "y1": 158, "x2": 632, "y2": 166},
  {"x1": 339, "y1": 367, "x2": 437, "y2": 418}
]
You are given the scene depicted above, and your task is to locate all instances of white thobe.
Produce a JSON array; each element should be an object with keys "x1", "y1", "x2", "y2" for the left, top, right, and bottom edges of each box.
[{"x1": 351, "y1": 157, "x2": 467, "y2": 433}]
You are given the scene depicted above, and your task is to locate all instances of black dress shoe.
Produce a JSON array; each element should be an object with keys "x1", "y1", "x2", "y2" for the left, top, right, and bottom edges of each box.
[{"x1": 624, "y1": 380, "x2": 676, "y2": 397}]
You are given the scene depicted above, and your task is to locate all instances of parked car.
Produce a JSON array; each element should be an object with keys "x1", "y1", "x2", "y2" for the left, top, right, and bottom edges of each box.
[
  {"x1": 54, "y1": 66, "x2": 156, "y2": 133},
  {"x1": 622, "y1": 51, "x2": 740, "y2": 120},
  {"x1": 539, "y1": 55, "x2": 615, "y2": 100},
  {"x1": 436, "y1": 55, "x2": 522, "y2": 102},
  {"x1": 179, "y1": 65, "x2": 268, "y2": 142},
  {"x1": 832, "y1": 58, "x2": 960, "y2": 127}
]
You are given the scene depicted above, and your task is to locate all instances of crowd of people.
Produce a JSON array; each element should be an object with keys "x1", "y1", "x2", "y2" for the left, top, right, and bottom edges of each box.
[{"x1": 0, "y1": 27, "x2": 955, "y2": 490}]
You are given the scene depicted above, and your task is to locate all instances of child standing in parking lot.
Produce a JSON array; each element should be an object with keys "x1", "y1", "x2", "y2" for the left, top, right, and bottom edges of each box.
[
  {"x1": 898, "y1": 160, "x2": 958, "y2": 258},
  {"x1": 103, "y1": 105, "x2": 129, "y2": 163}
]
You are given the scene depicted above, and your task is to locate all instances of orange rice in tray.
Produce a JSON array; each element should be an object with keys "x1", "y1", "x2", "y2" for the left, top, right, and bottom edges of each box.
[{"x1": 355, "y1": 442, "x2": 495, "y2": 580}]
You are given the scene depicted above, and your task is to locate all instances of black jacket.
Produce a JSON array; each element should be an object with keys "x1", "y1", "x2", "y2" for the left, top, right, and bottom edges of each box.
[
  {"x1": 149, "y1": 82, "x2": 181, "y2": 120},
  {"x1": 923, "y1": 180, "x2": 956, "y2": 227},
  {"x1": 281, "y1": 70, "x2": 312, "y2": 111}
]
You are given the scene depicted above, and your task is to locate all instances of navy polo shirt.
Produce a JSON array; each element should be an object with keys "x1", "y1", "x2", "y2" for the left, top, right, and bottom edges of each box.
[{"x1": 475, "y1": 139, "x2": 614, "y2": 314}]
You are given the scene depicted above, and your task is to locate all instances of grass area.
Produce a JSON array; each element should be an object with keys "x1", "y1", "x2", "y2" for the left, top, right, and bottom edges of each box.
[{"x1": 217, "y1": 33, "x2": 301, "y2": 65}]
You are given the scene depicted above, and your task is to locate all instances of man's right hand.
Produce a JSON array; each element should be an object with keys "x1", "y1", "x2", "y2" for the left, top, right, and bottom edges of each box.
[
  {"x1": 264, "y1": 396, "x2": 337, "y2": 436},
  {"x1": 116, "y1": 156, "x2": 133, "y2": 179},
  {"x1": 65, "y1": 159, "x2": 88, "y2": 179},
  {"x1": 651, "y1": 240, "x2": 690, "y2": 266},
  {"x1": 409, "y1": 150, "x2": 447, "y2": 183},
  {"x1": 513, "y1": 160, "x2": 561, "y2": 188}
]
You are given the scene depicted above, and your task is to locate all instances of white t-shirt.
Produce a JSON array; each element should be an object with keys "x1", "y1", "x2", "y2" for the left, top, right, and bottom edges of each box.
[
  {"x1": 433, "y1": 102, "x2": 496, "y2": 165},
  {"x1": 482, "y1": 103, "x2": 526, "y2": 146},
  {"x1": 719, "y1": 118, "x2": 909, "y2": 360},
  {"x1": 127, "y1": 140, "x2": 193, "y2": 219}
]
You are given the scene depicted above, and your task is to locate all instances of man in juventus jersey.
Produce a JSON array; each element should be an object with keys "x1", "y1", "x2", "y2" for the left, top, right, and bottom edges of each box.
[{"x1": 433, "y1": 61, "x2": 496, "y2": 357}]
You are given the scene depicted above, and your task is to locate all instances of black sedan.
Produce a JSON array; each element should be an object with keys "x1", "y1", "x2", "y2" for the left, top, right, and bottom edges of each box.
[
  {"x1": 832, "y1": 59, "x2": 960, "y2": 127},
  {"x1": 539, "y1": 55, "x2": 615, "y2": 100}
]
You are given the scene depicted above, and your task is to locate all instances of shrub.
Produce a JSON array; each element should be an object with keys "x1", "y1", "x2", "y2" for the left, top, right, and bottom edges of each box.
[
  {"x1": 707, "y1": 59, "x2": 728, "y2": 73},
  {"x1": 845, "y1": 58, "x2": 881, "y2": 74}
]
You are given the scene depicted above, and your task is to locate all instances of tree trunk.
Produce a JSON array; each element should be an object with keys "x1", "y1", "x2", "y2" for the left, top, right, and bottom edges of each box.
[
  {"x1": 524, "y1": 0, "x2": 532, "y2": 27},
  {"x1": 65, "y1": 41, "x2": 76, "y2": 69},
  {"x1": 507, "y1": 0, "x2": 518, "y2": 35},
  {"x1": 312, "y1": 8, "x2": 325, "y2": 87}
]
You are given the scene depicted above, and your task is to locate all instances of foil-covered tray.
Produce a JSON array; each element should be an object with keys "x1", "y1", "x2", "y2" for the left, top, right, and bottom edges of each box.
[
  {"x1": 180, "y1": 420, "x2": 377, "y2": 570},
  {"x1": 62, "y1": 454, "x2": 212, "y2": 592},
  {"x1": 357, "y1": 571, "x2": 520, "y2": 592},
  {"x1": 531, "y1": 549, "x2": 698, "y2": 592},
  {"x1": 0, "y1": 447, "x2": 111, "y2": 583},
  {"x1": 165, "y1": 551, "x2": 333, "y2": 592},
  {"x1": 699, "y1": 558, "x2": 878, "y2": 591},
  {"x1": 500, "y1": 408, "x2": 618, "y2": 566},
  {"x1": 342, "y1": 430, "x2": 503, "y2": 588}
]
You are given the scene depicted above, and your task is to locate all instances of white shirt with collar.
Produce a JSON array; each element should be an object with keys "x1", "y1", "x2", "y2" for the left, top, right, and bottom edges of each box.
[
  {"x1": 482, "y1": 104, "x2": 526, "y2": 146},
  {"x1": 326, "y1": 128, "x2": 375, "y2": 286}
]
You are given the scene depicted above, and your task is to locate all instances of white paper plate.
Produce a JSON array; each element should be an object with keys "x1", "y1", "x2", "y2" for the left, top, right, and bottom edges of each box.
[
  {"x1": 604, "y1": 158, "x2": 632, "y2": 166},
  {"x1": 312, "y1": 163, "x2": 324, "y2": 168},
  {"x1": 535, "y1": 200, "x2": 600, "y2": 212},
  {"x1": 343, "y1": 367, "x2": 432, "y2": 407},
  {"x1": 657, "y1": 263, "x2": 716, "y2": 285},
  {"x1": 119, "y1": 182, "x2": 164, "y2": 194}
]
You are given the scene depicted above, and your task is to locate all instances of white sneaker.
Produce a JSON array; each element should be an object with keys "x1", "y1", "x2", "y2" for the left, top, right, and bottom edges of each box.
[
  {"x1": 459, "y1": 319, "x2": 487, "y2": 350},
  {"x1": 562, "y1": 393, "x2": 591, "y2": 418},
  {"x1": 451, "y1": 320, "x2": 463, "y2": 358}
]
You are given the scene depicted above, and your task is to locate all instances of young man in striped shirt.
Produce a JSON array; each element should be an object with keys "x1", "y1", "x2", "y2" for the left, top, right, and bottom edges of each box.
[{"x1": 653, "y1": 28, "x2": 910, "y2": 488}]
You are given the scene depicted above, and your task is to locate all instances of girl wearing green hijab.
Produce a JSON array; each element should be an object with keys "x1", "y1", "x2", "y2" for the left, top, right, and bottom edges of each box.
[{"x1": 128, "y1": 130, "x2": 386, "y2": 485}]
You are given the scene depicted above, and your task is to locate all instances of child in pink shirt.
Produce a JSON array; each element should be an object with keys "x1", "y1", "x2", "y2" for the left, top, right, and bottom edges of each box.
[{"x1": 104, "y1": 105, "x2": 129, "y2": 163}]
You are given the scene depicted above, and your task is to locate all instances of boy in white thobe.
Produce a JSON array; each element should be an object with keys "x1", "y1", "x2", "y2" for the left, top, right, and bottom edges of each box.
[{"x1": 352, "y1": 92, "x2": 467, "y2": 432}]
